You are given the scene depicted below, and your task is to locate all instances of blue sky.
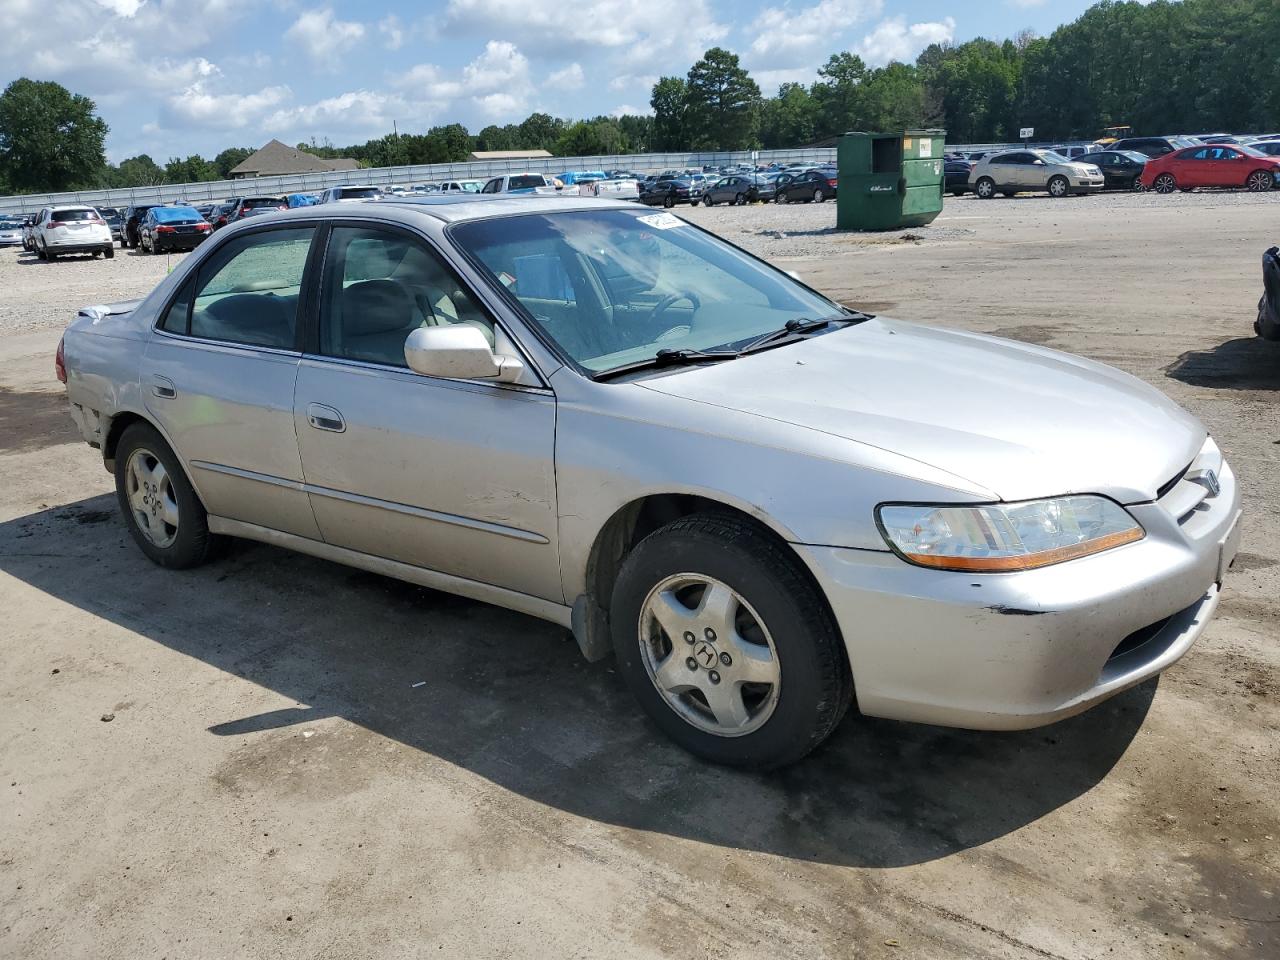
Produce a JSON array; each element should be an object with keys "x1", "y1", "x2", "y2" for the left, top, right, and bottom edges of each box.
[{"x1": 0, "y1": 0, "x2": 1100, "y2": 163}]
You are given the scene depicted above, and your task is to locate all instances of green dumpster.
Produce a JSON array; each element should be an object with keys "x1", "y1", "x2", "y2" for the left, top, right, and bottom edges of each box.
[{"x1": 836, "y1": 130, "x2": 946, "y2": 231}]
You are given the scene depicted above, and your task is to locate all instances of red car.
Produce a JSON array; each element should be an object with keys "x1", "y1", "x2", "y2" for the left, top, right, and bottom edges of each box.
[{"x1": 1141, "y1": 144, "x2": 1280, "y2": 193}]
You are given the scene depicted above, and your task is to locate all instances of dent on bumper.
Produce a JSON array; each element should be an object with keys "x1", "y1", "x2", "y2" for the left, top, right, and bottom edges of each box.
[{"x1": 796, "y1": 480, "x2": 1239, "y2": 730}]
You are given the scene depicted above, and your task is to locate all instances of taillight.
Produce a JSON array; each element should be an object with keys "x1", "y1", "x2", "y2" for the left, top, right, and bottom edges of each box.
[
  {"x1": 828, "y1": 178, "x2": 837, "y2": 187},
  {"x1": 277, "y1": 205, "x2": 287, "y2": 211},
  {"x1": 55, "y1": 336, "x2": 67, "y2": 384},
  {"x1": 48, "y1": 222, "x2": 63, "y2": 229},
  {"x1": 156, "y1": 225, "x2": 176, "y2": 234},
  {"x1": 197, "y1": 223, "x2": 211, "y2": 231}
]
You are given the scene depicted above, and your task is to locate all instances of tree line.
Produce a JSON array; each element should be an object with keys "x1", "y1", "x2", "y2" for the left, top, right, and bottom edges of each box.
[{"x1": 1, "y1": 0, "x2": 1276, "y2": 195}]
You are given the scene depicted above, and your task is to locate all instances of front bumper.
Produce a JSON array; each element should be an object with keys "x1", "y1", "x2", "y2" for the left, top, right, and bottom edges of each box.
[
  {"x1": 1072, "y1": 180, "x2": 1105, "y2": 193},
  {"x1": 797, "y1": 447, "x2": 1240, "y2": 730}
]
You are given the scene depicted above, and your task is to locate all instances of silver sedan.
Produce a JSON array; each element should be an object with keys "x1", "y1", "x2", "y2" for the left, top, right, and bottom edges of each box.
[{"x1": 58, "y1": 196, "x2": 1241, "y2": 768}]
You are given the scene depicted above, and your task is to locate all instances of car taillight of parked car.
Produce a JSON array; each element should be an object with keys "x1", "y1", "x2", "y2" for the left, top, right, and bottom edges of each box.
[
  {"x1": 155, "y1": 225, "x2": 176, "y2": 234},
  {"x1": 55, "y1": 337, "x2": 66, "y2": 384},
  {"x1": 197, "y1": 223, "x2": 211, "y2": 231}
]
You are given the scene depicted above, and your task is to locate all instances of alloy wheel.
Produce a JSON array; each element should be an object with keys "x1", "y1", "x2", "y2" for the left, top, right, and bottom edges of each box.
[
  {"x1": 1247, "y1": 170, "x2": 1274, "y2": 192},
  {"x1": 1154, "y1": 174, "x2": 1176, "y2": 194},
  {"x1": 125, "y1": 447, "x2": 180, "y2": 548},
  {"x1": 638, "y1": 573, "x2": 781, "y2": 737}
]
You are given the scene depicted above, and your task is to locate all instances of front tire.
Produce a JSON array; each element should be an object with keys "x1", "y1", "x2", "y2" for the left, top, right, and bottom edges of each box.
[
  {"x1": 114, "y1": 423, "x2": 217, "y2": 569},
  {"x1": 1048, "y1": 175, "x2": 1069, "y2": 198},
  {"x1": 776, "y1": 190, "x2": 789, "y2": 204},
  {"x1": 104, "y1": 245, "x2": 115, "y2": 259},
  {"x1": 1247, "y1": 169, "x2": 1274, "y2": 192},
  {"x1": 974, "y1": 177, "x2": 996, "y2": 199},
  {"x1": 663, "y1": 194, "x2": 675, "y2": 209},
  {"x1": 610, "y1": 514, "x2": 852, "y2": 769}
]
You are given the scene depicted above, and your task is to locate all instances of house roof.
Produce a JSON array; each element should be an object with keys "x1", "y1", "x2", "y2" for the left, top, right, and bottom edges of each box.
[
  {"x1": 229, "y1": 139, "x2": 360, "y2": 177},
  {"x1": 468, "y1": 149, "x2": 554, "y2": 161}
]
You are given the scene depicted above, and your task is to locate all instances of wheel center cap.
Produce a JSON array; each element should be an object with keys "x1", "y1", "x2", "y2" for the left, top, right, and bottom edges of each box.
[{"x1": 693, "y1": 641, "x2": 718, "y2": 669}]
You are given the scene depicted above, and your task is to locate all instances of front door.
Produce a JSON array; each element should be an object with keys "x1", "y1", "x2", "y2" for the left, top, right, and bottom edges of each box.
[
  {"x1": 143, "y1": 224, "x2": 321, "y2": 539},
  {"x1": 293, "y1": 224, "x2": 561, "y2": 602}
]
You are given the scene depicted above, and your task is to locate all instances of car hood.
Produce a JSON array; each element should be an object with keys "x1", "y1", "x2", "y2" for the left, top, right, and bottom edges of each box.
[{"x1": 638, "y1": 319, "x2": 1205, "y2": 503}]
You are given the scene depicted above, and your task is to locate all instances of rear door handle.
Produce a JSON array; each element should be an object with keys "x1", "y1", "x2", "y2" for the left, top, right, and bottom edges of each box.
[
  {"x1": 151, "y1": 375, "x2": 176, "y2": 399},
  {"x1": 306, "y1": 403, "x2": 345, "y2": 433}
]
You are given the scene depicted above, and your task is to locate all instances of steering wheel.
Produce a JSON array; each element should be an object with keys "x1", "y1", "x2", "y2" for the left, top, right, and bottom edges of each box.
[{"x1": 650, "y1": 291, "x2": 702, "y2": 340}]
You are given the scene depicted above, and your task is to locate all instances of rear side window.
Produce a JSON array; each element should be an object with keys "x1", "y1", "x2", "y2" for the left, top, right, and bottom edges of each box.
[
  {"x1": 187, "y1": 228, "x2": 315, "y2": 349},
  {"x1": 338, "y1": 187, "x2": 379, "y2": 199}
]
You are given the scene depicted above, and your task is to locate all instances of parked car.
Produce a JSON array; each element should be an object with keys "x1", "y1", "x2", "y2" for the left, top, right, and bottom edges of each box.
[
  {"x1": 1049, "y1": 145, "x2": 1091, "y2": 160},
  {"x1": 774, "y1": 169, "x2": 837, "y2": 203},
  {"x1": 287, "y1": 193, "x2": 320, "y2": 208},
  {"x1": 638, "y1": 178, "x2": 692, "y2": 207},
  {"x1": 970, "y1": 150, "x2": 1104, "y2": 198},
  {"x1": 1074, "y1": 150, "x2": 1148, "y2": 190},
  {"x1": 229, "y1": 196, "x2": 288, "y2": 221},
  {"x1": 479, "y1": 174, "x2": 573, "y2": 196},
  {"x1": 194, "y1": 203, "x2": 216, "y2": 220},
  {"x1": 138, "y1": 205, "x2": 212, "y2": 254},
  {"x1": 438, "y1": 180, "x2": 481, "y2": 194},
  {"x1": 0, "y1": 215, "x2": 24, "y2": 247},
  {"x1": 1140, "y1": 144, "x2": 1280, "y2": 193},
  {"x1": 207, "y1": 202, "x2": 237, "y2": 230},
  {"x1": 1246, "y1": 140, "x2": 1280, "y2": 157},
  {"x1": 32, "y1": 205, "x2": 114, "y2": 260},
  {"x1": 1107, "y1": 136, "x2": 1198, "y2": 158},
  {"x1": 944, "y1": 158, "x2": 973, "y2": 196},
  {"x1": 57, "y1": 196, "x2": 1241, "y2": 768},
  {"x1": 121, "y1": 204, "x2": 162, "y2": 248},
  {"x1": 97, "y1": 206, "x2": 124, "y2": 242},
  {"x1": 318, "y1": 185, "x2": 383, "y2": 204},
  {"x1": 561, "y1": 171, "x2": 641, "y2": 201}
]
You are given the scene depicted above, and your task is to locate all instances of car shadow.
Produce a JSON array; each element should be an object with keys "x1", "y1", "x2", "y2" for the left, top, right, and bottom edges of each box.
[
  {"x1": 0, "y1": 495, "x2": 1155, "y2": 869},
  {"x1": 1166, "y1": 336, "x2": 1280, "y2": 390}
]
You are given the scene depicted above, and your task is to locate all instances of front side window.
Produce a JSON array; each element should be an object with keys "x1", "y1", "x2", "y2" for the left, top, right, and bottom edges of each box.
[
  {"x1": 318, "y1": 226, "x2": 494, "y2": 368},
  {"x1": 187, "y1": 227, "x2": 315, "y2": 349},
  {"x1": 451, "y1": 209, "x2": 843, "y2": 375}
]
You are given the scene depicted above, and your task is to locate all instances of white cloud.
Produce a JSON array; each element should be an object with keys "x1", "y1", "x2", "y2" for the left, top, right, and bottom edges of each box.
[
  {"x1": 475, "y1": 92, "x2": 522, "y2": 118},
  {"x1": 378, "y1": 14, "x2": 404, "y2": 49},
  {"x1": 284, "y1": 7, "x2": 365, "y2": 62},
  {"x1": 857, "y1": 16, "x2": 956, "y2": 66},
  {"x1": 392, "y1": 63, "x2": 465, "y2": 100},
  {"x1": 610, "y1": 103, "x2": 652, "y2": 117},
  {"x1": 748, "y1": 0, "x2": 882, "y2": 68},
  {"x1": 547, "y1": 63, "x2": 585, "y2": 90},
  {"x1": 462, "y1": 40, "x2": 530, "y2": 93},
  {"x1": 162, "y1": 83, "x2": 291, "y2": 129},
  {"x1": 95, "y1": 0, "x2": 144, "y2": 15},
  {"x1": 264, "y1": 89, "x2": 427, "y2": 140}
]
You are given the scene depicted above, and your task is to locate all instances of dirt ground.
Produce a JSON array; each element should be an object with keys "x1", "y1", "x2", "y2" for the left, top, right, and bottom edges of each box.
[{"x1": 1, "y1": 193, "x2": 1278, "y2": 960}]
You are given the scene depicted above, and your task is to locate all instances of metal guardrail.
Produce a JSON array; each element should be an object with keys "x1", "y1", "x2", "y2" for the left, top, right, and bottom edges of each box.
[{"x1": 0, "y1": 148, "x2": 838, "y2": 216}]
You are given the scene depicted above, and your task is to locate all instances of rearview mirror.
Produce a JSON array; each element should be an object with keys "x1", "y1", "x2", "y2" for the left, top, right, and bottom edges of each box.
[{"x1": 404, "y1": 326, "x2": 524, "y2": 383}]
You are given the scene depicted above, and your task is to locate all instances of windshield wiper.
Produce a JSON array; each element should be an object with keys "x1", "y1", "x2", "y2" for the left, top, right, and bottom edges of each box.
[
  {"x1": 592, "y1": 348, "x2": 738, "y2": 382},
  {"x1": 735, "y1": 313, "x2": 865, "y2": 355}
]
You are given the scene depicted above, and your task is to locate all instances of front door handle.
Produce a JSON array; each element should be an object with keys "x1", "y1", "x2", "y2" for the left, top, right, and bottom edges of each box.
[
  {"x1": 151, "y1": 375, "x2": 176, "y2": 399},
  {"x1": 306, "y1": 403, "x2": 345, "y2": 433}
]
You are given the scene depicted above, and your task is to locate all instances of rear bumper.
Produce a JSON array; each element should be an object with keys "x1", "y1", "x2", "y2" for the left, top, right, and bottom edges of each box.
[
  {"x1": 150, "y1": 235, "x2": 207, "y2": 252},
  {"x1": 45, "y1": 240, "x2": 112, "y2": 253},
  {"x1": 796, "y1": 451, "x2": 1240, "y2": 730}
]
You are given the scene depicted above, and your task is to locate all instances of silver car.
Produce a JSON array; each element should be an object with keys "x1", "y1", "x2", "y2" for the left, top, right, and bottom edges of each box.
[
  {"x1": 58, "y1": 197, "x2": 1241, "y2": 768},
  {"x1": 970, "y1": 149, "x2": 1105, "y2": 198}
]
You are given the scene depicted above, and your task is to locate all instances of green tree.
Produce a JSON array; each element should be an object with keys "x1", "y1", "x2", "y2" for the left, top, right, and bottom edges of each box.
[
  {"x1": 164, "y1": 154, "x2": 217, "y2": 183},
  {"x1": 760, "y1": 82, "x2": 817, "y2": 148},
  {"x1": 517, "y1": 112, "x2": 564, "y2": 151},
  {"x1": 811, "y1": 52, "x2": 868, "y2": 139},
  {"x1": 555, "y1": 118, "x2": 626, "y2": 156},
  {"x1": 650, "y1": 76, "x2": 689, "y2": 150},
  {"x1": 0, "y1": 78, "x2": 108, "y2": 193},
  {"x1": 476, "y1": 124, "x2": 516, "y2": 151},
  {"x1": 110, "y1": 154, "x2": 165, "y2": 187},
  {"x1": 615, "y1": 114, "x2": 654, "y2": 153},
  {"x1": 683, "y1": 48, "x2": 761, "y2": 150},
  {"x1": 212, "y1": 146, "x2": 252, "y2": 179}
]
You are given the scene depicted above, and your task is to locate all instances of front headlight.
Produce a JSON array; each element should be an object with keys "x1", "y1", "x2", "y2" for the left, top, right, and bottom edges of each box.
[{"x1": 876, "y1": 496, "x2": 1144, "y2": 572}]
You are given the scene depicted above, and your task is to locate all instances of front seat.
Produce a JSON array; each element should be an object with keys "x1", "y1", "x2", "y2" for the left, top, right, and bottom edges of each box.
[{"x1": 339, "y1": 279, "x2": 422, "y2": 365}]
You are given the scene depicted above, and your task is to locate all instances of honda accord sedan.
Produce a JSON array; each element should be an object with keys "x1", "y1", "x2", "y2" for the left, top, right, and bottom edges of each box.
[{"x1": 57, "y1": 196, "x2": 1241, "y2": 768}]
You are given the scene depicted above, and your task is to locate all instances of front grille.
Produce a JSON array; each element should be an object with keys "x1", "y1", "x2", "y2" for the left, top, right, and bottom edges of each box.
[{"x1": 1156, "y1": 439, "x2": 1223, "y2": 529}]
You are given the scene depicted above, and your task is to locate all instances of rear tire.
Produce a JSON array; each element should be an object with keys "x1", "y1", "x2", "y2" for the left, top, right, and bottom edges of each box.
[
  {"x1": 813, "y1": 188, "x2": 825, "y2": 203},
  {"x1": 114, "y1": 422, "x2": 218, "y2": 570},
  {"x1": 776, "y1": 191, "x2": 789, "y2": 204},
  {"x1": 975, "y1": 177, "x2": 996, "y2": 199},
  {"x1": 1153, "y1": 173, "x2": 1177, "y2": 194},
  {"x1": 104, "y1": 246, "x2": 115, "y2": 259},
  {"x1": 663, "y1": 194, "x2": 675, "y2": 209},
  {"x1": 734, "y1": 192, "x2": 745, "y2": 205},
  {"x1": 610, "y1": 514, "x2": 852, "y2": 769}
]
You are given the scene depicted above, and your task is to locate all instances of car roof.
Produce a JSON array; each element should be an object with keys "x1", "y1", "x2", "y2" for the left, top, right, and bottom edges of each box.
[
  {"x1": 240, "y1": 195, "x2": 639, "y2": 226},
  {"x1": 49, "y1": 204, "x2": 97, "y2": 211}
]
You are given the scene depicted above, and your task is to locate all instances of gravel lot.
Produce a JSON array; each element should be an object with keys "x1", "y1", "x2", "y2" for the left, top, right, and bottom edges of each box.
[{"x1": 1, "y1": 192, "x2": 1278, "y2": 960}]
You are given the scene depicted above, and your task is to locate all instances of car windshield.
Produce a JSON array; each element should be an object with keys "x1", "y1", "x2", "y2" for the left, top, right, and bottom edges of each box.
[
  {"x1": 153, "y1": 206, "x2": 201, "y2": 223},
  {"x1": 450, "y1": 208, "x2": 845, "y2": 375},
  {"x1": 339, "y1": 187, "x2": 380, "y2": 199},
  {"x1": 460, "y1": 181, "x2": 482, "y2": 192},
  {"x1": 52, "y1": 209, "x2": 99, "y2": 222},
  {"x1": 508, "y1": 175, "x2": 547, "y2": 190},
  {"x1": 1237, "y1": 144, "x2": 1270, "y2": 158},
  {"x1": 0, "y1": 217, "x2": 22, "y2": 228},
  {"x1": 1037, "y1": 150, "x2": 1071, "y2": 163},
  {"x1": 1121, "y1": 151, "x2": 1148, "y2": 163},
  {"x1": 244, "y1": 197, "x2": 283, "y2": 209}
]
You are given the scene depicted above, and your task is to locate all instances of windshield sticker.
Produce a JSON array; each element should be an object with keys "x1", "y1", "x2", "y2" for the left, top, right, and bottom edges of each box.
[{"x1": 637, "y1": 213, "x2": 685, "y2": 230}]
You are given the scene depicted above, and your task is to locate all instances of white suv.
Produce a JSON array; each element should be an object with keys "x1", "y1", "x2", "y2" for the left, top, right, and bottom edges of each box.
[
  {"x1": 317, "y1": 185, "x2": 383, "y2": 204},
  {"x1": 33, "y1": 206, "x2": 114, "y2": 260},
  {"x1": 479, "y1": 173, "x2": 576, "y2": 196}
]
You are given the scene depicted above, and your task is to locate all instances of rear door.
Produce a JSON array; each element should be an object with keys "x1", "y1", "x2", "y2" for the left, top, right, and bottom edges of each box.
[{"x1": 142, "y1": 224, "x2": 322, "y2": 538}]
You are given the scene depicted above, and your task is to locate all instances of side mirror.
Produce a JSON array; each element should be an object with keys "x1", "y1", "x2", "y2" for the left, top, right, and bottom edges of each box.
[{"x1": 404, "y1": 325, "x2": 524, "y2": 384}]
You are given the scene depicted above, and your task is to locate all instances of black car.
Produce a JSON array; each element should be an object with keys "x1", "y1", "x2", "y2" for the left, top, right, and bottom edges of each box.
[
  {"x1": 1075, "y1": 150, "x2": 1147, "y2": 190},
  {"x1": 774, "y1": 169, "x2": 837, "y2": 203},
  {"x1": 1107, "y1": 136, "x2": 1198, "y2": 158},
  {"x1": 97, "y1": 206, "x2": 124, "y2": 241},
  {"x1": 944, "y1": 158, "x2": 973, "y2": 196},
  {"x1": 121, "y1": 203, "x2": 161, "y2": 248},
  {"x1": 639, "y1": 179, "x2": 692, "y2": 207},
  {"x1": 138, "y1": 205, "x2": 212, "y2": 254},
  {"x1": 229, "y1": 196, "x2": 287, "y2": 221},
  {"x1": 207, "y1": 200, "x2": 241, "y2": 230}
]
